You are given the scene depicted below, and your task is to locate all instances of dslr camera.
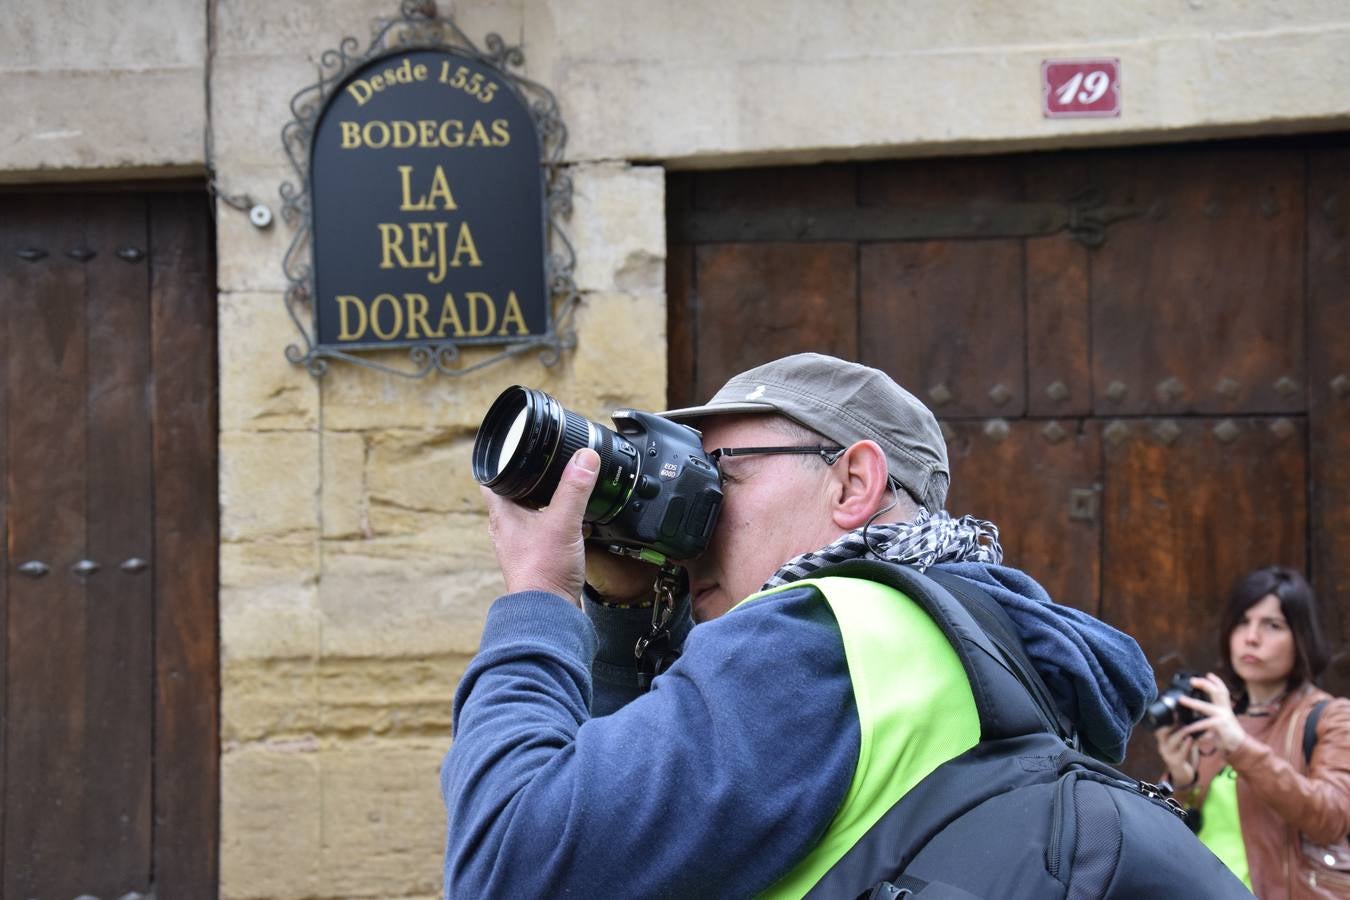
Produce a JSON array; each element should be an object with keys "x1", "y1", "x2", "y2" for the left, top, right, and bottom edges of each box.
[
  {"x1": 1142, "y1": 671, "x2": 1206, "y2": 731},
  {"x1": 472, "y1": 386, "x2": 723, "y2": 562}
]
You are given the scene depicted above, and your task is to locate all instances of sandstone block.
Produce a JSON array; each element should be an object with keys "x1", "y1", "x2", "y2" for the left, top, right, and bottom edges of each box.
[
  {"x1": 5, "y1": 0, "x2": 204, "y2": 70},
  {"x1": 219, "y1": 542, "x2": 321, "y2": 662},
  {"x1": 323, "y1": 430, "x2": 370, "y2": 539},
  {"x1": 220, "y1": 743, "x2": 322, "y2": 899},
  {"x1": 568, "y1": 163, "x2": 666, "y2": 293},
  {"x1": 319, "y1": 525, "x2": 502, "y2": 657},
  {"x1": 220, "y1": 291, "x2": 320, "y2": 430},
  {"x1": 319, "y1": 654, "x2": 466, "y2": 738},
  {"x1": 211, "y1": 53, "x2": 328, "y2": 168},
  {"x1": 0, "y1": 69, "x2": 205, "y2": 177},
  {"x1": 222, "y1": 658, "x2": 321, "y2": 742},
  {"x1": 366, "y1": 429, "x2": 480, "y2": 520},
  {"x1": 213, "y1": 162, "x2": 297, "y2": 295},
  {"x1": 214, "y1": 0, "x2": 389, "y2": 57},
  {"x1": 220, "y1": 430, "x2": 321, "y2": 541},
  {"x1": 318, "y1": 345, "x2": 567, "y2": 430},
  {"x1": 317, "y1": 740, "x2": 449, "y2": 898},
  {"x1": 567, "y1": 291, "x2": 668, "y2": 414}
]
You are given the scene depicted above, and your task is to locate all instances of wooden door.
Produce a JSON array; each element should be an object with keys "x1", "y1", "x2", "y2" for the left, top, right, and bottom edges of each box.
[
  {"x1": 0, "y1": 191, "x2": 218, "y2": 899},
  {"x1": 667, "y1": 136, "x2": 1350, "y2": 777}
]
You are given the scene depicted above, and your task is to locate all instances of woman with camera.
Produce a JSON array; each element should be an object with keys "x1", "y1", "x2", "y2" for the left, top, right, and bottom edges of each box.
[{"x1": 1155, "y1": 566, "x2": 1350, "y2": 898}]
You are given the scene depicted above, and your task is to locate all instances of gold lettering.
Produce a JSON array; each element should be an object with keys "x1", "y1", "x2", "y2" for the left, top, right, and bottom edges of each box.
[
  {"x1": 405, "y1": 293, "x2": 438, "y2": 338},
  {"x1": 450, "y1": 222, "x2": 482, "y2": 268},
  {"x1": 398, "y1": 165, "x2": 459, "y2": 212},
  {"x1": 336, "y1": 295, "x2": 368, "y2": 340},
  {"x1": 466, "y1": 291, "x2": 496, "y2": 336},
  {"x1": 370, "y1": 73, "x2": 385, "y2": 91},
  {"x1": 438, "y1": 59, "x2": 452, "y2": 84},
  {"x1": 340, "y1": 121, "x2": 362, "y2": 149},
  {"x1": 428, "y1": 222, "x2": 449, "y2": 285},
  {"x1": 398, "y1": 166, "x2": 425, "y2": 211},
  {"x1": 346, "y1": 80, "x2": 374, "y2": 106},
  {"x1": 407, "y1": 222, "x2": 435, "y2": 267},
  {"x1": 497, "y1": 291, "x2": 529, "y2": 335},
  {"x1": 418, "y1": 119, "x2": 438, "y2": 147},
  {"x1": 438, "y1": 120, "x2": 465, "y2": 148},
  {"x1": 369, "y1": 293, "x2": 403, "y2": 340},
  {"x1": 362, "y1": 121, "x2": 391, "y2": 148},
  {"x1": 392, "y1": 120, "x2": 417, "y2": 148},
  {"x1": 412, "y1": 63, "x2": 428, "y2": 81},
  {"x1": 378, "y1": 223, "x2": 413, "y2": 269},
  {"x1": 491, "y1": 119, "x2": 511, "y2": 146},
  {"x1": 466, "y1": 119, "x2": 491, "y2": 147},
  {"x1": 424, "y1": 166, "x2": 457, "y2": 210},
  {"x1": 437, "y1": 292, "x2": 466, "y2": 337}
]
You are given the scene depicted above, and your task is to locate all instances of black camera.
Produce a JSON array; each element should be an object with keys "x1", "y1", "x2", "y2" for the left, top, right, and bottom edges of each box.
[
  {"x1": 472, "y1": 386, "x2": 723, "y2": 562},
  {"x1": 1143, "y1": 671, "x2": 1206, "y2": 731}
]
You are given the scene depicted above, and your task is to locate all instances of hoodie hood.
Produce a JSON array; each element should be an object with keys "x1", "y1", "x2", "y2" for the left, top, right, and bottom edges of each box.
[{"x1": 931, "y1": 562, "x2": 1157, "y2": 764}]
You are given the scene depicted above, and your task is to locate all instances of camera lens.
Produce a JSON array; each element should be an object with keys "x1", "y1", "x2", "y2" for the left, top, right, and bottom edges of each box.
[
  {"x1": 473, "y1": 386, "x2": 634, "y2": 522},
  {"x1": 1142, "y1": 695, "x2": 1178, "y2": 730}
]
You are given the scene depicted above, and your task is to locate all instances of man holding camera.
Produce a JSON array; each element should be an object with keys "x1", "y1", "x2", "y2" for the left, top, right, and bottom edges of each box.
[{"x1": 443, "y1": 353, "x2": 1246, "y2": 898}]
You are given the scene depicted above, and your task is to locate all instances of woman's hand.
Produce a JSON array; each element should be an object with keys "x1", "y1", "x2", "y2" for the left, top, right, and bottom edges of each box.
[
  {"x1": 1176, "y1": 673, "x2": 1247, "y2": 757},
  {"x1": 1155, "y1": 723, "x2": 1199, "y2": 789}
]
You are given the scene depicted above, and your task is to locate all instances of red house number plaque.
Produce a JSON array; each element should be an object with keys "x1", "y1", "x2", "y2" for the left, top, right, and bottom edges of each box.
[{"x1": 1042, "y1": 58, "x2": 1121, "y2": 118}]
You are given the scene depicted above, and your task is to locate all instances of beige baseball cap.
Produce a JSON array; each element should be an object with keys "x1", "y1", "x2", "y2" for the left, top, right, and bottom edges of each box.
[{"x1": 662, "y1": 353, "x2": 950, "y2": 511}]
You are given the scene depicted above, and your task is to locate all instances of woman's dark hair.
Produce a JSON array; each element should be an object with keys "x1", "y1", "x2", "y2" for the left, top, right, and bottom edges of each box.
[{"x1": 1218, "y1": 566, "x2": 1329, "y2": 694}]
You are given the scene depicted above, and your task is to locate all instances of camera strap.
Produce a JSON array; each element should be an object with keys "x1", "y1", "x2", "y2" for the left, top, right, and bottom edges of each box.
[{"x1": 635, "y1": 564, "x2": 682, "y2": 690}]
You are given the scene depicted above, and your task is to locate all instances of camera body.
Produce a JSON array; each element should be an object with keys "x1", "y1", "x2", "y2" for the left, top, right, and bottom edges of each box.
[
  {"x1": 591, "y1": 409, "x2": 723, "y2": 561},
  {"x1": 1143, "y1": 671, "x2": 1206, "y2": 731},
  {"x1": 472, "y1": 386, "x2": 723, "y2": 562}
]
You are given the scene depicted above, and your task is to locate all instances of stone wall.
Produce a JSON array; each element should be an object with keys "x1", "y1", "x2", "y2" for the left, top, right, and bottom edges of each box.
[{"x1": 4, "y1": 0, "x2": 1350, "y2": 897}]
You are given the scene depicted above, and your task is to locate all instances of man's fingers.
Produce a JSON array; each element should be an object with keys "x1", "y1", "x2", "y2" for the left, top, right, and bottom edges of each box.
[{"x1": 550, "y1": 448, "x2": 599, "y2": 520}]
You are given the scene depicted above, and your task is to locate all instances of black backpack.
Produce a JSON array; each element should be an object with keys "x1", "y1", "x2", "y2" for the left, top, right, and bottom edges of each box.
[{"x1": 802, "y1": 559, "x2": 1252, "y2": 899}]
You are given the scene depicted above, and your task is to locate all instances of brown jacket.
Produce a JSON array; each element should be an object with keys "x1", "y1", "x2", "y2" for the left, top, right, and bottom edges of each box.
[{"x1": 1178, "y1": 684, "x2": 1350, "y2": 899}]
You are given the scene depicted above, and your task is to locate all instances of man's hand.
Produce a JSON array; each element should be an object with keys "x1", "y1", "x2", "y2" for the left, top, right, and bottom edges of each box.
[
  {"x1": 481, "y1": 448, "x2": 599, "y2": 604},
  {"x1": 583, "y1": 542, "x2": 662, "y2": 606}
]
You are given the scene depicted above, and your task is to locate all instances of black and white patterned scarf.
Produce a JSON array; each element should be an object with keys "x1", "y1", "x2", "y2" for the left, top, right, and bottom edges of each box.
[{"x1": 762, "y1": 509, "x2": 1004, "y2": 590}]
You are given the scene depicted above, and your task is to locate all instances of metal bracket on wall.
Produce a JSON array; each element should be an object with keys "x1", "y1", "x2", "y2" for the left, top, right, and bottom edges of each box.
[{"x1": 669, "y1": 189, "x2": 1144, "y2": 248}]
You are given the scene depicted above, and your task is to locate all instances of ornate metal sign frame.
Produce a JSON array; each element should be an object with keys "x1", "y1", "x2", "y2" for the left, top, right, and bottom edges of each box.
[{"x1": 279, "y1": 0, "x2": 578, "y2": 378}]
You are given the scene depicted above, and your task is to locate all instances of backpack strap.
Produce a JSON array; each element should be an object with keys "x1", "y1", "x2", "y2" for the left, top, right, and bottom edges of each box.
[
  {"x1": 923, "y1": 568, "x2": 1077, "y2": 748},
  {"x1": 1304, "y1": 699, "x2": 1330, "y2": 766},
  {"x1": 810, "y1": 559, "x2": 1077, "y2": 747}
]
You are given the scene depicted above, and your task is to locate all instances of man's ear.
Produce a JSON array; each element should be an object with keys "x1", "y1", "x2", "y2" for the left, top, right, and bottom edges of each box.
[{"x1": 829, "y1": 440, "x2": 891, "y2": 530}]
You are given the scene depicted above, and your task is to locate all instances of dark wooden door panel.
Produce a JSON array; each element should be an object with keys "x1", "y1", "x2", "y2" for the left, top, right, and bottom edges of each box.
[
  {"x1": 0, "y1": 195, "x2": 7, "y2": 882},
  {"x1": 1101, "y1": 417, "x2": 1307, "y2": 773},
  {"x1": 860, "y1": 240, "x2": 1024, "y2": 418},
  {"x1": 859, "y1": 157, "x2": 1027, "y2": 418},
  {"x1": 82, "y1": 196, "x2": 156, "y2": 890},
  {"x1": 692, "y1": 243, "x2": 857, "y2": 401},
  {"x1": 1023, "y1": 156, "x2": 1093, "y2": 417},
  {"x1": 1, "y1": 191, "x2": 216, "y2": 899},
  {"x1": 666, "y1": 242, "x2": 697, "y2": 410},
  {"x1": 1091, "y1": 148, "x2": 1306, "y2": 417},
  {"x1": 148, "y1": 193, "x2": 219, "y2": 900},
  {"x1": 942, "y1": 419, "x2": 1102, "y2": 617},
  {"x1": 4, "y1": 196, "x2": 97, "y2": 900},
  {"x1": 1308, "y1": 148, "x2": 1350, "y2": 699},
  {"x1": 1026, "y1": 235, "x2": 1091, "y2": 417}
]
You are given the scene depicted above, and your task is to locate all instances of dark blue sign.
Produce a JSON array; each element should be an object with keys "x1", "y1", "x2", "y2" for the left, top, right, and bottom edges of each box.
[{"x1": 310, "y1": 49, "x2": 548, "y2": 349}]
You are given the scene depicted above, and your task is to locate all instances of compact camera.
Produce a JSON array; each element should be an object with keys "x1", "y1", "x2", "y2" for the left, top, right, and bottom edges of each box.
[
  {"x1": 1142, "y1": 671, "x2": 1206, "y2": 731},
  {"x1": 472, "y1": 386, "x2": 723, "y2": 562}
]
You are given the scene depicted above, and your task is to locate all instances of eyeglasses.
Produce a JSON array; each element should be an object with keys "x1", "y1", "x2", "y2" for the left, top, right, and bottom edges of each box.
[{"x1": 709, "y1": 445, "x2": 846, "y2": 465}]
